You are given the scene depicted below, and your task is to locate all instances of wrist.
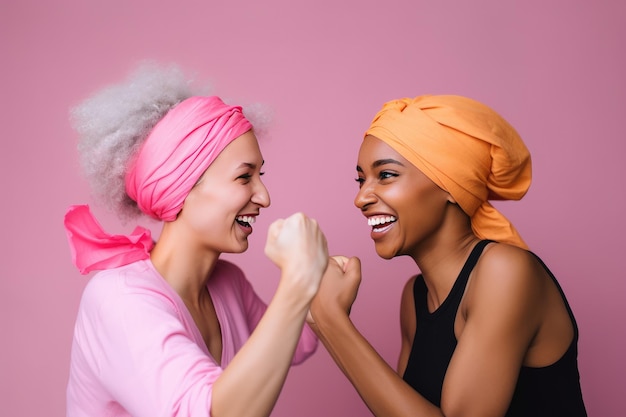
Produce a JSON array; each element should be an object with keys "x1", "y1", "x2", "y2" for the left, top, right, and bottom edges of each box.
[
  {"x1": 273, "y1": 273, "x2": 319, "y2": 312},
  {"x1": 313, "y1": 303, "x2": 351, "y2": 334}
]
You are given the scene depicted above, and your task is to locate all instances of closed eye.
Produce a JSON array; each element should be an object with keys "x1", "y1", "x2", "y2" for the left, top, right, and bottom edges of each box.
[
  {"x1": 237, "y1": 172, "x2": 265, "y2": 183},
  {"x1": 237, "y1": 160, "x2": 265, "y2": 180}
]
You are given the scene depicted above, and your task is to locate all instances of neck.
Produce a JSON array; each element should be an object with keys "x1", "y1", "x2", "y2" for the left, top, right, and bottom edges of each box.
[
  {"x1": 410, "y1": 203, "x2": 480, "y2": 309},
  {"x1": 150, "y1": 222, "x2": 220, "y2": 307}
]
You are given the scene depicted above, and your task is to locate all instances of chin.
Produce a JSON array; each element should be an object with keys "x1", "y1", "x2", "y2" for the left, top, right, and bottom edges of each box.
[
  {"x1": 374, "y1": 245, "x2": 397, "y2": 260},
  {"x1": 222, "y1": 240, "x2": 249, "y2": 255},
  {"x1": 235, "y1": 242, "x2": 250, "y2": 253}
]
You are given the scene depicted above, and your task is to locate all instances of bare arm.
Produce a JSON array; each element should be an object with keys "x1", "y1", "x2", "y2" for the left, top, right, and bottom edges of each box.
[
  {"x1": 397, "y1": 275, "x2": 417, "y2": 375},
  {"x1": 310, "y1": 258, "x2": 442, "y2": 416},
  {"x1": 211, "y1": 213, "x2": 328, "y2": 417},
  {"x1": 311, "y1": 247, "x2": 544, "y2": 417},
  {"x1": 440, "y1": 246, "x2": 544, "y2": 417}
]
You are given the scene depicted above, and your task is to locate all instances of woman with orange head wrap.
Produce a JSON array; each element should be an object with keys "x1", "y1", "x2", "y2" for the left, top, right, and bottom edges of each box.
[{"x1": 309, "y1": 95, "x2": 587, "y2": 416}]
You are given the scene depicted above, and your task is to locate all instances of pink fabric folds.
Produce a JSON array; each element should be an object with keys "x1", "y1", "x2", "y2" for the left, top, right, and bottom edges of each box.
[
  {"x1": 64, "y1": 205, "x2": 154, "y2": 274},
  {"x1": 64, "y1": 96, "x2": 252, "y2": 274},
  {"x1": 126, "y1": 96, "x2": 252, "y2": 221}
]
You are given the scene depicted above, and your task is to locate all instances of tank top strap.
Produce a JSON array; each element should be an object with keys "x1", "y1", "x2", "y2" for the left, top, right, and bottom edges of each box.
[
  {"x1": 528, "y1": 251, "x2": 580, "y2": 342},
  {"x1": 413, "y1": 240, "x2": 494, "y2": 317},
  {"x1": 456, "y1": 239, "x2": 494, "y2": 288}
]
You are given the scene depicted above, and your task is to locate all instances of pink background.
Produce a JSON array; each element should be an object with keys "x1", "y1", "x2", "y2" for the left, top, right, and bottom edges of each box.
[{"x1": 1, "y1": 1, "x2": 624, "y2": 416}]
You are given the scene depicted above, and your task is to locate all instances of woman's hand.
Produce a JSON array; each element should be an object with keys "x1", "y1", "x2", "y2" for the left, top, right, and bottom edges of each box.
[
  {"x1": 265, "y1": 213, "x2": 329, "y2": 299},
  {"x1": 309, "y1": 255, "x2": 362, "y2": 325},
  {"x1": 214, "y1": 213, "x2": 329, "y2": 417}
]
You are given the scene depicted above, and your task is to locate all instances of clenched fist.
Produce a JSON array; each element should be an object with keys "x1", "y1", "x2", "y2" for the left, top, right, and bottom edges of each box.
[
  {"x1": 265, "y1": 213, "x2": 329, "y2": 299},
  {"x1": 309, "y1": 255, "x2": 362, "y2": 326}
]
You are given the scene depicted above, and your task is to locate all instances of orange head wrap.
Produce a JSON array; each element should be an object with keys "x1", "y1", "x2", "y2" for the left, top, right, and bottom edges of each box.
[{"x1": 365, "y1": 95, "x2": 531, "y2": 249}]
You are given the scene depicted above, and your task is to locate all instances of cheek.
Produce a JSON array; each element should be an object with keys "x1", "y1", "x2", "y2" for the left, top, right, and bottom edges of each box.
[
  {"x1": 398, "y1": 183, "x2": 449, "y2": 220},
  {"x1": 179, "y1": 199, "x2": 216, "y2": 230},
  {"x1": 180, "y1": 187, "x2": 224, "y2": 224},
  {"x1": 383, "y1": 182, "x2": 433, "y2": 211},
  {"x1": 384, "y1": 187, "x2": 410, "y2": 203}
]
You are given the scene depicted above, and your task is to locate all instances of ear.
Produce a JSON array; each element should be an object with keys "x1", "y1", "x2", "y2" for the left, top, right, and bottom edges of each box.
[{"x1": 447, "y1": 193, "x2": 457, "y2": 204}]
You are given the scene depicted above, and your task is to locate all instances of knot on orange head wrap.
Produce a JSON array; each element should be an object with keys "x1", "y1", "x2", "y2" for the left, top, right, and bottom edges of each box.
[
  {"x1": 365, "y1": 95, "x2": 531, "y2": 249},
  {"x1": 64, "y1": 96, "x2": 252, "y2": 274}
]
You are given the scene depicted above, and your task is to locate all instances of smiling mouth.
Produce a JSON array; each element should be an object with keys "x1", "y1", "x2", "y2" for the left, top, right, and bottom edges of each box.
[
  {"x1": 368, "y1": 216, "x2": 397, "y2": 232},
  {"x1": 236, "y1": 215, "x2": 256, "y2": 227}
]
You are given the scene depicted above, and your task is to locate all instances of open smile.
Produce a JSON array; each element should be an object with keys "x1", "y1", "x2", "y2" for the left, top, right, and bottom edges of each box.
[
  {"x1": 368, "y1": 215, "x2": 397, "y2": 233},
  {"x1": 236, "y1": 215, "x2": 256, "y2": 233}
]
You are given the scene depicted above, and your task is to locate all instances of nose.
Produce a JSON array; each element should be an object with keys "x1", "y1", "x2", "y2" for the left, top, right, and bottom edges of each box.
[
  {"x1": 253, "y1": 178, "x2": 271, "y2": 208},
  {"x1": 354, "y1": 180, "x2": 376, "y2": 211}
]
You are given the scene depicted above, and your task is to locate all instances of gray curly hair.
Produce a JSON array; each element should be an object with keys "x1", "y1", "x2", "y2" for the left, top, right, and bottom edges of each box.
[{"x1": 70, "y1": 61, "x2": 271, "y2": 222}]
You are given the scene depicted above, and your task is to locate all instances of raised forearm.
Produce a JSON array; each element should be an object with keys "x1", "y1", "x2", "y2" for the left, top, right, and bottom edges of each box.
[
  {"x1": 212, "y1": 212, "x2": 327, "y2": 416},
  {"x1": 314, "y1": 313, "x2": 442, "y2": 417},
  {"x1": 211, "y1": 281, "x2": 312, "y2": 417}
]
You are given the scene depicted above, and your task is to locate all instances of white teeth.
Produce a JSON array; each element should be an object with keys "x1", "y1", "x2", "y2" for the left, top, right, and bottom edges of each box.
[
  {"x1": 367, "y1": 216, "x2": 396, "y2": 227},
  {"x1": 236, "y1": 215, "x2": 256, "y2": 225}
]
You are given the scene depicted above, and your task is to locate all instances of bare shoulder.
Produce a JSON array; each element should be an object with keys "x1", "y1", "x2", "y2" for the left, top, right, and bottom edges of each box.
[
  {"x1": 476, "y1": 243, "x2": 544, "y2": 283},
  {"x1": 399, "y1": 275, "x2": 419, "y2": 336},
  {"x1": 466, "y1": 243, "x2": 546, "y2": 312},
  {"x1": 400, "y1": 275, "x2": 418, "y2": 323},
  {"x1": 398, "y1": 275, "x2": 419, "y2": 374},
  {"x1": 478, "y1": 242, "x2": 537, "y2": 272},
  {"x1": 401, "y1": 275, "x2": 418, "y2": 300}
]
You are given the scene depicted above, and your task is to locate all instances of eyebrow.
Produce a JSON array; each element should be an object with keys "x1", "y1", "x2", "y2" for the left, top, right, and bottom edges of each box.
[
  {"x1": 356, "y1": 158, "x2": 405, "y2": 172},
  {"x1": 238, "y1": 160, "x2": 265, "y2": 169}
]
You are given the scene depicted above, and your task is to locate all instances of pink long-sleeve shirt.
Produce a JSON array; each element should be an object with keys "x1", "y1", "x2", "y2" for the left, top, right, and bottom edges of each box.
[{"x1": 66, "y1": 259, "x2": 318, "y2": 416}]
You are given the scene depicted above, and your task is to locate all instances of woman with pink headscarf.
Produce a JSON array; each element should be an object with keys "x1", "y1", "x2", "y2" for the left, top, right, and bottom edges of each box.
[
  {"x1": 63, "y1": 63, "x2": 328, "y2": 417},
  {"x1": 309, "y1": 95, "x2": 587, "y2": 416}
]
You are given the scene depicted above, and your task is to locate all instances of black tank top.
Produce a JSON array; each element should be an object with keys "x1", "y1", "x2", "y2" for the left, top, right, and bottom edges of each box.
[{"x1": 402, "y1": 240, "x2": 587, "y2": 416}]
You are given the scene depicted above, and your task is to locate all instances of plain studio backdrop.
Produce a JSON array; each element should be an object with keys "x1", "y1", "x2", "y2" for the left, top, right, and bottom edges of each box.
[{"x1": 1, "y1": 1, "x2": 624, "y2": 416}]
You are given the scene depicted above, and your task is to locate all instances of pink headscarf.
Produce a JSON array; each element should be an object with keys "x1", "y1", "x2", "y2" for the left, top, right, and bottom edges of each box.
[{"x1": 64, "y1": 96, "x2": 252, "y2": 274}]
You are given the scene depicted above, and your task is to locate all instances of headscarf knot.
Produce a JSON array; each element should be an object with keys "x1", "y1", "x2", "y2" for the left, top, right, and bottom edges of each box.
[{"x1": 365, "y1": 95, "x2": 531, "y2": 249}]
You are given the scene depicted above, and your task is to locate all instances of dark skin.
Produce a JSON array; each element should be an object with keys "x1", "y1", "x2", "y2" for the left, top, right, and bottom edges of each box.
[{"x1": 308, "y1": 135, "x2": 574, "y2": 417}]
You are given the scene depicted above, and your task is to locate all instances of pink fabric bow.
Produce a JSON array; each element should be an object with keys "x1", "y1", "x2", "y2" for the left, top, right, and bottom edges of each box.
[
  {"x1": 64, "y1": 96, "x2": 252, "y2": 274},
  {"x1": 64, "y1": 205, "x2": 154, "y2": 274}
]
